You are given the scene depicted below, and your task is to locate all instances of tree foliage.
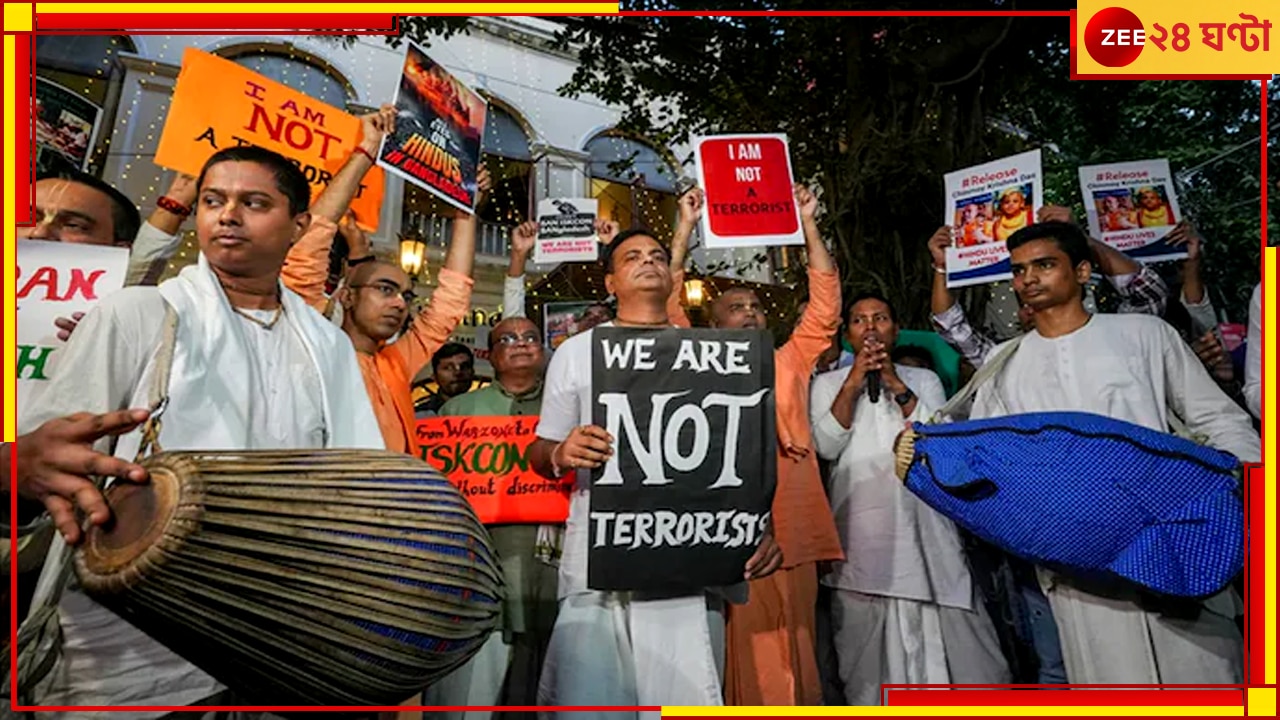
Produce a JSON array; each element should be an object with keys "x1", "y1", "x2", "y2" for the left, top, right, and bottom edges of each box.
[{"x1": 382, "y1": 5, "x2": 1265, "y2": 327}]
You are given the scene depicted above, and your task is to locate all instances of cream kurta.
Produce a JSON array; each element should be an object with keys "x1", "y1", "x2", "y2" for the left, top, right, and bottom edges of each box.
[
  {"x1": 18, "y1": 256, "x2": 384, "y2": 719},
  {"x1": 810, "y1": 364, "x2": 971, "y2": 608},
  {"x1": 970, "y1": 312, "x2": 1258, "y2": 684}
]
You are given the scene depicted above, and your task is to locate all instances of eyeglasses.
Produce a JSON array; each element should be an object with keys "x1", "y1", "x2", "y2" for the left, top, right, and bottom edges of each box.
[
  {"x1": 494, "y1": 332, "x2": 541, "y2": 347},
  {"x1": 350, "y1": 282, "x2": 416, "y2": 304}
]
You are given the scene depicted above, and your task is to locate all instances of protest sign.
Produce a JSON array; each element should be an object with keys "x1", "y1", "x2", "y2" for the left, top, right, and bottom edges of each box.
[
  {"x1": 943, "y1": 149, "x2": 1043, "y2": 288},
  {"x1": 35, "y1": 78, "x2": 101, "y2": 173},
  {"x1": 155, "y1": 47, "x2": 384, "y2": 232},
  {"x1": 544, "y1": 301, "x2": 611, "y2": 351},
  {"x1": 16, "y1": 240, "x2": 128, "y2": 410},
  {"x1": 418, "y1": 416, "x2": 571, "y2": 525},
  {"x1": 534, "y1": 198, "x2": 599, "y2": 264},
  {"x1": 378, "y1": 40, "x2": 487, "y2": 215},
  {"x1": 694, "y1": 134, "x2": 804, "y2": 249},
  {"x1": 588, "y1": 327, "x2": 777, "y2": 592},
  {"x1": 1078, "y1": 158, "x2": 1185, "y2": 263}
]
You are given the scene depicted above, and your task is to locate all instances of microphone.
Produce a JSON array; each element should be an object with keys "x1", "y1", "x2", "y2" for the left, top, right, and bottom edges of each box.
[{"x1": 865, "y1": 331, "x2": 882, "y2": 403}]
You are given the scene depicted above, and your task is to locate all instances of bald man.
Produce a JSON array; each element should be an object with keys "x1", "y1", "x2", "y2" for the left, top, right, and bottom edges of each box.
[{"x1": 339, "y1": 248, "x2": 475, "y2": 455}]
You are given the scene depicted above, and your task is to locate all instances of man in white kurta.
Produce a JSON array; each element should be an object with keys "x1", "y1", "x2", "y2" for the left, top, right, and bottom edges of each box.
[
  {"x1": 810, "y1": 293, "x2": 1008, "y2": 704},
  {"x1": 527, "y1": 231, "x2": 781, "y2": 717},
  {"x1": 967, "y1": 221, "x2": 1258, "y2": 684},
  {"x1": 10, "y1": 146, "x2": 384, "y2": 719}
]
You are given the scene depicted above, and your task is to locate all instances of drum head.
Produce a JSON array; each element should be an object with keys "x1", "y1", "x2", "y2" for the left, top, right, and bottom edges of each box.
[{"x1": 77, "y1": 454, "x2": 192, "y2": 593}]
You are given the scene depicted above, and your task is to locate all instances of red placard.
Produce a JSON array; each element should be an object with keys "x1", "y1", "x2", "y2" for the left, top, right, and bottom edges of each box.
[
  {"x1": 417, "y1": 415, "x2": 571, "y2": 525},
  {"x1": 694, "y1": 133, "x2": 803, "y2": 248}
]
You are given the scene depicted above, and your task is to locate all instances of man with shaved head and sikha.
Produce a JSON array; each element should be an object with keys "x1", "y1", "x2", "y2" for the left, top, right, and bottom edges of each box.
[
  {"x1": 666, "y1": 184, "x2": 844, "y2": 706},
  {"x1": 332, "y1": 169, "x2": 488, "y2": 457}
]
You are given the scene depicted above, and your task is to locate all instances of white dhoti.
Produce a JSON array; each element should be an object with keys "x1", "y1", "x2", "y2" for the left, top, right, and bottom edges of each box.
[
  {"x1": 1039, "y1": 571, "x2": 1242, "y2": 684},
  {"x1": 537, "y1": 592, "x2": 726, "y2": 719},
  {"x1": 830, "y1": 587, "x2": 1010, "y2": 705}
]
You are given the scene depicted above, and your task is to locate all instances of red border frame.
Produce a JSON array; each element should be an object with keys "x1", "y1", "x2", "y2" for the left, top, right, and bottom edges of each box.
[{"x1": 8, "y1": 5, "x2": 1269, "y2": 714}]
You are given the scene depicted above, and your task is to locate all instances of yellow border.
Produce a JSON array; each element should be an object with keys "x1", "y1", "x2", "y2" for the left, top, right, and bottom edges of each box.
[
  {"x1": 4, "y1": 4, "x2": 33, "y2": 32},
  {"x1": 4, "y1": 33, "x2": 15, "y2": 444},
  {"x1": 4, "y1": 5, "x2": 1273, "y2": 717}
]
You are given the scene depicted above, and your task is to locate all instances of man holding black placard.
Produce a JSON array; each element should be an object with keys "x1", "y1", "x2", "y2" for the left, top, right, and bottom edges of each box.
[
  {"x1": 529, "y1": 229, "x2": 781, "y2": 713},
  {"x1": 666, "y1": 184, "x2": 844, "y2": 706}
]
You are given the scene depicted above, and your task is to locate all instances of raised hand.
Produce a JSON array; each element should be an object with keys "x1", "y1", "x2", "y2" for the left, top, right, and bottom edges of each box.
[
  {"x1": 595, "y1": 217, "x2": 621, "y2": 246},
  {"x1": 927, "y1": 226, "x2": 952, "y2": 269},
  {"x1": 795, "y1": 183, "x2": 819, "y2": 220},
  {"x1": 511, "y1": 220, "x2": 539, "y2": 256}
]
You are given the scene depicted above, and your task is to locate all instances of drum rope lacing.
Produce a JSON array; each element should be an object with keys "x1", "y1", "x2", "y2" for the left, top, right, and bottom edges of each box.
[{"x1": 2, "y1": 305, "x2": 179, "y2": 717}]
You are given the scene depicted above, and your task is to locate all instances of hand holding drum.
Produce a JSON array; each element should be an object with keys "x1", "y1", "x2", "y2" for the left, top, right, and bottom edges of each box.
[{"x1": 7, "y1": 408, "x2": 152, "y2": 544}]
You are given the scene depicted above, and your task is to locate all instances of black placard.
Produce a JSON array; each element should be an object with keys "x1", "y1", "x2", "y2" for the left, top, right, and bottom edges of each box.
[{"x1": 588, "y1": 327, "x2": 776, "y2": 592}]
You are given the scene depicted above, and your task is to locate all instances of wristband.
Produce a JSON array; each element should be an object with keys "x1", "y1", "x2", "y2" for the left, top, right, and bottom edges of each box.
[
  {"x1": 550, "y1": 441, "x2": 567, "y2": 477},
  {"x1": 933, "y1": 265, "x2": 946, "y2": 274},
  {"x1": 354, "y1": 146, "x2": 377, "y2": 163},
  {"x1": 156, "y1": 196, "x2": 192, "y2": 217}
]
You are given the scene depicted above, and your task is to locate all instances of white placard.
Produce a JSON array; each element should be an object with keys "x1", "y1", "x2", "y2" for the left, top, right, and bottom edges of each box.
[
  {"x1": 17, "y1": 240, "x2": 129, "y2": 412},
  {"x1": 535, "y1": 198, "x2": 599, "y2": 264},
  {"x1": 1078, "y1": 158, "x2": 1185, "y2": 263},
  {"x1": 943, "y1": 149, "x2": 1043, "y2": 288}
]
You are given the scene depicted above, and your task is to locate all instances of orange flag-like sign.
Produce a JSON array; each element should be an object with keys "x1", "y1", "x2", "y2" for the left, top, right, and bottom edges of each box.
[
  {"x1": 417, "y1": 416, "x2": 572, "y2": 525},
  {"x1": 155, "y1": 47, "x2": 384, "y2": 232}
]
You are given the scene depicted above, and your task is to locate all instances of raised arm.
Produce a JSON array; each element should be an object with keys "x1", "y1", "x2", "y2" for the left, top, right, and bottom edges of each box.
[
  {"x1": 669, "y1": 187, "x2": 702, "y2": 273},
  {"x1": 392, "y1": 165, "x2": 490, "y2": 373},
  {"x1": 927, "y1": 225, "x2": 995, "y2": 368},
  {"x1": 280, "y1": 107, "x2": 392, "y2": 312},
  {"x1": 309, "y1": 105, "x2": 395, "y2": 224},
  {"x1": 783, "y1": 183, "x2": 839, "y2": 359},
  {"x1": 503, "y1": 220, "x2": 537, "y2": 319},
  {"x1": 124, "y1": 173, "x2": 198, "y2": 286}
]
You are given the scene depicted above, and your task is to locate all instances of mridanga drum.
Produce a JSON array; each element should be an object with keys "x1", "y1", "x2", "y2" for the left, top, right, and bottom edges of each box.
[{"x1": 74, "y1": 448, "x2": 504, "y2": 707}]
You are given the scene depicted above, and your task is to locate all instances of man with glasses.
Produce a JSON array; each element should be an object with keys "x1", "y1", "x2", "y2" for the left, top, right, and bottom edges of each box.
[
  {"x1": 337, "y1": 208, "x2": 478, "y2": 454},
  {"x1": 423, "y1": 316, "x2": 559, "y2": 715}
]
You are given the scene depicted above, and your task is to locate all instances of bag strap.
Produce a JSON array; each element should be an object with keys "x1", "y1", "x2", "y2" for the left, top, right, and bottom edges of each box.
[
  {"x1": 135, "y1": 303, "x2": 180, "y2": 457},
  {"x1": 1, "y1": 304, "x2": 180, "y2": 716},
  {"x1": 931, "y1": 335, "x2": 1024, "y2": 423},
  {"x1": 927, "y1": 326, "x2": 1206, "y2": 445}
]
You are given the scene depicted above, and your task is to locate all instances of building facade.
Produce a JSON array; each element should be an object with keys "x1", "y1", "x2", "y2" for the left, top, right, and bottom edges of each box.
[{"x1": 35, "y1": 18, "x2": 776, "y2": 377}]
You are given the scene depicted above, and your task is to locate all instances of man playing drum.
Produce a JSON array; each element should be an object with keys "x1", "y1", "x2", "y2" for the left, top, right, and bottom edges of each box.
[{"x1": 7, "y1": 145, "x2": 385, "y2": 717}]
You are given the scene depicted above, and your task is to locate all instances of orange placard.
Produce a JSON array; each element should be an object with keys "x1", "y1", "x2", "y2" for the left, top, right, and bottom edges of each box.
[
  {"x1": 155, "y1": 47, "x2": 384, "y2": 232},
  {"x1": 417, "y1": 415, "x2": 571, "y2": 525}
]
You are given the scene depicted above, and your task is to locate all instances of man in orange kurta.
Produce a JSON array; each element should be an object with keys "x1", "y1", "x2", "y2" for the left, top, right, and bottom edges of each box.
[
  {"x1": 282, "y1": 208, "x2": 476, "y2": 455},
  {"x1": 276, "y1": 105, "x2": 482, "y2": 456},
  {"x1": 669, "y1": 185, "x2": 844, "y2": 705}
]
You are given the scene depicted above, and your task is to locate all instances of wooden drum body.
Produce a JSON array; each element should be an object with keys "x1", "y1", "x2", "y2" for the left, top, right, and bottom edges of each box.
[{"x1": 74, "y1": 449, "x2": 504, "y2": 707}]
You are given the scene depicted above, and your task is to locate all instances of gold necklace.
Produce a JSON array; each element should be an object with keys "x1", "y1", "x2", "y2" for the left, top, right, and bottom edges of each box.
[{"x1": 232, "y1": 304, "x2": 283, "y2": 330}]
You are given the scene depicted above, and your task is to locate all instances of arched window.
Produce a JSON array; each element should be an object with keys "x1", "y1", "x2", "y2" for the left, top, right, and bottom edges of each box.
[
  {"x1": 402, "y1": 100, "x2": 534, "y2": 257},
  {"x1": 222, "y1": 47, "x2": 353, "y2": 109},
  {"x1": 35, "y1": 35, "x2": 135, "y2": 77},
  {"x1": 586, "y1": 132, "x2": 680, "y2": 242}
]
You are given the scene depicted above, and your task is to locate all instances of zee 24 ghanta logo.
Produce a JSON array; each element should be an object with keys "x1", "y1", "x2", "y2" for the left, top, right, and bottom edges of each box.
[{"x1": 1084, "y1": 6, "x2": 1272, "y2": 68}]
